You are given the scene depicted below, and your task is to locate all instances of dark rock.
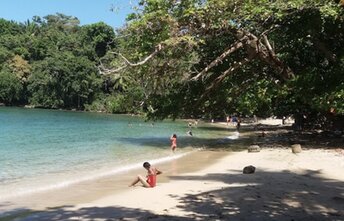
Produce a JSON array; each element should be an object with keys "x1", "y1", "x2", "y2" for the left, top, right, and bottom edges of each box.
[{"x1": 243, "y1": 165, "x2": 256, "y2": 174}]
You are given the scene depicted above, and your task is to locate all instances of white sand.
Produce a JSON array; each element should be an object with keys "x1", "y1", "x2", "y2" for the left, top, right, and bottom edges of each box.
[{"x1": 18, "y1": 147, "x2": 344, "y2": 221}]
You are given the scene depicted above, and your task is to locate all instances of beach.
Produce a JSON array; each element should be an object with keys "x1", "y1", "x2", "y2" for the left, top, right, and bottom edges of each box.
[
  {"x1": 78, "y1": 148, "x2": 343, "y2": 221},
  {"x1": 5, "y1": 138, "x2": 343, "y2": 220},
  {"x1": 1, "y1": 120, "x2": 344, "y2": 221}
]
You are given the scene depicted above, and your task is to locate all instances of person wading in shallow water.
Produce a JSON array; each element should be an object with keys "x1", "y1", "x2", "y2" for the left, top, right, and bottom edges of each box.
[
  {"x1": 170, "y1": 134, "x2": 177, "y2": 152},
  {"x1": 129, "y1": 162, "x2": 162, "y2": 188},
  {"x1": 236, "y1": 117, "x2": 241, "y2": 131}
]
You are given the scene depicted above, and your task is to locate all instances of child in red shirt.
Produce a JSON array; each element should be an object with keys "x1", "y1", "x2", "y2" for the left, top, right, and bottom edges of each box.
[{"x1": 129, "y1": 162, "x2": 162, "y2": 188}]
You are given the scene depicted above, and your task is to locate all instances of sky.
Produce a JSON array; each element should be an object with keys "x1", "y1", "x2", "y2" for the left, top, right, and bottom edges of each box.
[{"x1": 0, "y1": 0, "x2": 137, "y2": 29}]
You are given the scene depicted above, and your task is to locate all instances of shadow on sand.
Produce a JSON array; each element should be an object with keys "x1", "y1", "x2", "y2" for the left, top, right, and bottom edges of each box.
[{"x1": 3, "y1": 168, "x2": 343, "y2": 221}]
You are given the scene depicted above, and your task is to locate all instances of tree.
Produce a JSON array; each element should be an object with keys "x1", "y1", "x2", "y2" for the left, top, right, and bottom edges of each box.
[
  {"x1": 8, "y1": 55, "x2": 31, "y2": 83},
  {"x1": 27, "y1": 53, "x2": 101, "y2": 109},
  {"x1": 80, "y1": 22, "x2": 117, "y2": 58},
  {"x1": 101, "y1": 0, "x2": 344, "y2": 127},
  {"x1": 0, "y1": 68, "x2": 23, "y2": 104},
  {"x1": 0, "y1": 14, "x2": 113, "y2": 110}
]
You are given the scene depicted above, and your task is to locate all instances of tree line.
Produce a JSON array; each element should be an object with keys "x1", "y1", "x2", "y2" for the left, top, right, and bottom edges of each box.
[
  {"x1": 1, "y1": 1, "x2": 343, "y2": 130},
  {"x1": 0, "y1": 13, "x2": 140, "y2": 113}
]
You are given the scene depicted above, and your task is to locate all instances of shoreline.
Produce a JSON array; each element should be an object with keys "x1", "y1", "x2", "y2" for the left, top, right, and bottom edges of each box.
[
  {"x1": 2, "y1": 120, "x2": 344, "y2": 220},
  {"x1": 8, "y1": 146, "x2": 344, "y2": 221},
  {"x1": 0, "y1": 151, "x2": 193, "y2": 201},
  {"x1": 0, "y1": 149, "x2": 231, "y2": 219}
]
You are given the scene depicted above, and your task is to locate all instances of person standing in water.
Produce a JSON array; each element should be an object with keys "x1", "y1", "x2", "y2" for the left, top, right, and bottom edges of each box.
[
  {"x1": 187, "y1": 122, "x2": 193, "y2": 136},
  {"x1": 129, "y1": 162, "x2": 162, "y2": 187},
  {"x1": 170, "y1": 134, "x2": 177, "y2": 152},
  {"x1": 236, "y1": 117, "x2": 241, "y2": 131},
  {"x1": 226, "y1": 116, "x2": 230, "y2": 126}
]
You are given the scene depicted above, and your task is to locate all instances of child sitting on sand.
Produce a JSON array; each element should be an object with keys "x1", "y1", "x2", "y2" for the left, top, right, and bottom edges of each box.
[{"x1": 129, "y1": 162, "x2": 162, "y2": 188}]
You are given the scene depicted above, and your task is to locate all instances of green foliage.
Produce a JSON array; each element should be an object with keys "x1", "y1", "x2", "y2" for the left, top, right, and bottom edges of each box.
[
  {"x1": 0, "y1": 14, "x2": 117, "y2": 111},
  {"x1": 0, "y1": 69, "x2": 23, "y2": 104},
  {"x1": 0, "y1": 47, "x2": 12, "y2": 63},
  {"x1": 0, "y1": 19, "x2": 23, "y2": 36},
  {"x1": 27, "y1": 53, "x2": 102, "y2": 109},
  {"x1": 116, "y1": 0, "x2": 344, "y2": 126},
  {"x1": 80, "y1": 22, "x2": 116, "y2": 58},
  {"x1": 85, "y1": 87, "x2": 144, "y2": 114}
]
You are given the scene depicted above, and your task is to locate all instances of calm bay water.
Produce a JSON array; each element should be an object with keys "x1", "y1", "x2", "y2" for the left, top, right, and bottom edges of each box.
[{"x1": 0, "y1": 107, "x2": 227, "y2": 200}]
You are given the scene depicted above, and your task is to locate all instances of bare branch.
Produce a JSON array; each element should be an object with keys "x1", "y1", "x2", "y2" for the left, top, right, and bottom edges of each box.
[
  {"x1": 259, "y1": 35, "x2": 294, "y2": 79},
  {"x1": 260, "y1": 24, "x2": 279, "y2": 37},
  {"x1": 197, "y1": 57, "x2": 253, "y2": 105},
  {"x1": 205, "y1": 57, "x2": 253, "y2": 93},
  {"x1": 262, "y1": 35, "x2": 275, "y2": 56},
  {"x1": 118, "y1": 46, "x2": 162, "y2": 67},
  {"x1": 99, "y1": 44, "x2": 164, "y2": 76},
  {"x1": 190, "y1": 36, "x2": 249, "y2": 81},
  {"x1": 98, "y1": 57, "x2": 127, "y2": 75}
]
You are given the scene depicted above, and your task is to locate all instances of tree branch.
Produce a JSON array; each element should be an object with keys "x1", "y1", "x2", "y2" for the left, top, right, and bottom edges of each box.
[
  {"x1": 198, "y1": 56, "x2": 253, "y2": 102},
  {"x1": 206, "y1": 57, "x2": 252, "y2": 92},
  {"x1": 99, "y1": 44, "x2": 164, "y2": 76},
  {"x1": 262, "y1": 35, "x2": 275, "y2": 56},
  {"x1": 190, "y1": 36, "x2": 249, "y2": 81},
  {"x1": 259, "y1": 35, "x2": 294, "y2": 79}
]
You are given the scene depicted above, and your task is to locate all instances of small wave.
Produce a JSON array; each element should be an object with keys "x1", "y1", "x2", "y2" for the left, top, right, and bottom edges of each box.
[
  {"x1": 226, "y1": 132, "x2": 240, "y2": 140},
  {"x1": 0, "y1": 151, "x2": 193, "y2": 201}
]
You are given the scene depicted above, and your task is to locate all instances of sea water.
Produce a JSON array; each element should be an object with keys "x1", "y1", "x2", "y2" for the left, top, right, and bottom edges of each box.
[{"x1": 0, "y1": 107, "x2": 227, "y2": 200}]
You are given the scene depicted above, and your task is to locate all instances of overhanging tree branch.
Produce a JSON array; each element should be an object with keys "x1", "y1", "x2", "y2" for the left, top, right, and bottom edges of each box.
[
  {"x1": 117, "y1": 44, "x2": 164, "y2": 66},
  {"x1": 99, "y1": 44, "x2": 164, "y2": 76},
  {"x1": 259, "y1": 34, "x2": 294, "y2": 79},
  {"x1": 191, "y1": 26, "x2": 294, "y2": 83},
  {"x1": 198, "y1": 56, "x2": 253, "y2": 102},
  {"x1": 190, "y1": 36, "x2": 249, "y2": 81},
  {"x1": 190, "y1": 27, "x2": 295, "y2": 107}
]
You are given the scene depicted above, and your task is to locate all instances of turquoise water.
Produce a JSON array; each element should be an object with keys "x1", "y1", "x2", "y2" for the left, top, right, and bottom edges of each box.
[{"x1": 0, "y1": 107, "x2": 228, "y2": 200}]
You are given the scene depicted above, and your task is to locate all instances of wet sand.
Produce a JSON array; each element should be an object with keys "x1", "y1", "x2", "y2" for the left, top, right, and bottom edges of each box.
[{"x1": 0, "y1": 149, "x2": 230, "y2": 219}]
